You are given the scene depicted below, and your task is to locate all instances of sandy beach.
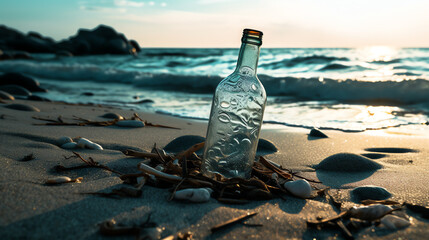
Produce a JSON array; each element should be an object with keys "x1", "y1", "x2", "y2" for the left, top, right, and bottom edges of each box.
[{"x1": 0, "y1": 98, "x2": 428, "y2": 239}]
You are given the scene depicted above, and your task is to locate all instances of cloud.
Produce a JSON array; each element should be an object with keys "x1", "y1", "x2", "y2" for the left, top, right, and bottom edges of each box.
[
  {"x1": 114, "y1": 0, "x2": 144, "y2": 7},
  {"x1": 79, "y1": 4, "x2": 127, "y2": 13},
  {"x1": 198, "y1": 0, "x2": 233, "y2": 4},
  {"x1": 79, "y1": 0, "x2": 146, "y2": 13}
]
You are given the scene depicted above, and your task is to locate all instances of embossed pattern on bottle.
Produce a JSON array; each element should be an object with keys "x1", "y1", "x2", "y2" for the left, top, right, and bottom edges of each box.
[{"x1": 202, "y1": 67, "x2": 266, "y2": 178}]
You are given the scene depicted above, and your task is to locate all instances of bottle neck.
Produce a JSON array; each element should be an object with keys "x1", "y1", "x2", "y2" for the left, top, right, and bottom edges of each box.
[{"x1": 235, "y1": 43, "x2": 260, "y2": 76}]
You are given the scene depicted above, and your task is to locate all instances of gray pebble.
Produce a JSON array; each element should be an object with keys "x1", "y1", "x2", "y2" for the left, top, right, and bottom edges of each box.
[
  {"x1": 315, "y1": 153, "x2": 382, "y2": 172},
  {"x1": 351, "y1": 185, "x2": 392, "y2": 202},
  {"x1": 257, "y1": 138, "x2": 278, "y2": 154},
  {"x1": 164, "y1": 135, "x2": 206, "y2": 154},
  {"x1": 0, "y1": 85, "x2": 32, "y2": 97},
  {"x1": 100, "y1": 113, "x2": 124, "y2": 120},
  {"x1": 309, "y1": 128, "x2": 328, "y2": 138},
  {"x1": 4, "y1": 103, "x2": 40, "y2": 112},
  {"x1": 57, "y1": 136, "x2": 73, "y2": 146}
]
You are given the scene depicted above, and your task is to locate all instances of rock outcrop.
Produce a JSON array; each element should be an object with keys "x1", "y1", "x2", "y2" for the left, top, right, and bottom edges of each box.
[{"x1": 0, "y1": 24, "x2": 141, "y2": 57}]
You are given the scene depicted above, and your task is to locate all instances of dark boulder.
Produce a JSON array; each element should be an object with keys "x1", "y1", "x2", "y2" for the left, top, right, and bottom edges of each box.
[
  {"x1": 0, "y1": 25, "x2": 55, "y2": 53},
  {"x1": 0, "y1": 73, "x2": 46, "y2": 92},
  {"x1": 0, "y1": 85, "x2": 32, "y2": 97},
  {"x1": 58, "y1": 24, "x2": 138, "y2": 55},
  {"x1": 0, "y1": 24, "x2": 141, "y2": 56}
]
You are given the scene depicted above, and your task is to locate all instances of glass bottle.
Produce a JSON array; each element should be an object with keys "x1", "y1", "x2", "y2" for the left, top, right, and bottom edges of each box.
[{"x1": 201, "y1": 29, "x2": 266, "y2": 179}]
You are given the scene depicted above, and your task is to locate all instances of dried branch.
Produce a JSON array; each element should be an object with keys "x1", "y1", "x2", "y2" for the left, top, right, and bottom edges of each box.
[
  {"x1": 259, "y1": 156, "x2": 292, "y2": 180},
  {"x1": 122, "y1": 149, "x2": 160, "y2": 159},
  {"x1": 211, "y1": 212, "x2": 258, "y2": 233},
  {"x1": 71, "y1": 152, "x2": 123, "y2": 175},
  {"x1": 175, "y1": 142, "x2": 205, "y2": 161}
]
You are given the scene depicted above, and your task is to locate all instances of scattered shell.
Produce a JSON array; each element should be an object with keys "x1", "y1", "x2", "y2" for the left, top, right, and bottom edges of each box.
[
  {"x1": 351, "y1": 185, "x2": 392, "y2": 202},
  {"x1": 61, "y1": 142, "x2": 78, "y2": 149},
  {"x1": 315, "y1": 153, "x2": 382, "y2": 172},
  {"x1": 100, "y1": 113, "x2": 124, "y2": 120},
  {"x1": 46, "y1": 176, "x2": 83, "y2": 184},
  {"x1": 155, "y1": 164, "x2": 165, "y2": 172},
  {"x1": 174, "y1": 188, "x2": 212, "y2": 203},
  {"x1": 138, "y1": 162, "x2": 182, "y2": 182},
  {"x1": 57, "y1": 136, "x2": 73, "y2": 146},
  {"x1": 115, "y1": 120, "x2": 145, "y2": 128},
  {"x1": 77, "y1": 138, "x2": 103, "y2": 150},
  {"x1": 283, "y1": 179, "x2": 312, "y2": 199},
  {"x1": 349, "y1": 204, "x2": 393, "y2": 220},
  {"x1": 309, "y1": 128, "x2": 328, "y2": 138},
  {"x1": 4, "y1": 103, "x2": 40, "y2": 112},
  {"x1": 380, "y1": 215, "x2": 411, "y2": 229},
  {"x1": 0, "y1": 90, "x2": 14, "y2": 100}
]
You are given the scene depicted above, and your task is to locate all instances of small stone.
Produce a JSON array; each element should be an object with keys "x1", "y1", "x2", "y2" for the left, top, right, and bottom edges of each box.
[
  {"x1": 0, "y1": 85, "x2": 32, "y2": 97},
  {"x1": 57, "y1": 136, "x2": 73, "y2": 146},
  {"x1": 100, "y1": 113, "x2": 124, "y2": 120},
  {"x1": 4, "y1": 103, "x2": 40, "y2": 112},
  {"x1": 349, "y1": 204, "x2": 393, "y2": 221},
  {"x1": 381, "y1": 215, "x2": 411, "y2": 229},
  {"x1": 174, "y1": 188, "x2": 212, "y2": 203},
  {"x1": 257, "y1": 138, "x2": 278, "y2": 154},
  {"x1": 0, "y1": 73, "x2": 46, "y2": 92},
  {"x1": 283, "y1": 179, "x2": 312, "y2": 199},
  {"x1": 315, "y1": 153, "x2": 382, "y2": 172},
  {"x1": 77, "y1": 138, "x2": 103, "y2": 150},
  {"x1": 115, "y1": 120, "x2": 145, "y2": 128},
  {"x1": 61, "y1": 142, "x2": 78, "y2": 149},
  {"x1": 46, "y1": 176, "x2": 72, "y2": 184},
  {"x1": 46, "y1": 176, "x2": 82, "y2": 184},
  {"x1": 164, "y1": 135, "x2": 206, "y2": 154},
  {"x1": 351, "y1": 185, "x2": 392, "y2": 202},
  {"x1": 309, "y1": 128, "x2": 328, "y2": 138}
]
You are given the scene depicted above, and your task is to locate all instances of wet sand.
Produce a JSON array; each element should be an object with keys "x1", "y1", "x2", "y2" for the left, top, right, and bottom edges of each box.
[{"x1": 1, "y1": 99, "x2": 429, "y2": 239}]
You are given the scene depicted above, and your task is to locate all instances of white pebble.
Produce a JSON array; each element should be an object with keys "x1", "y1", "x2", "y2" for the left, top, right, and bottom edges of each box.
[
  {"x1": 57, "y1": 136, "x2": 73, "y2": 146},
  {"x1": 155, "y1": 164, "x2": 165, "y2": 172},
  {"x1": 46, "y1": 176, "x2": 82, "y2": 184},
  {"x1": 349, "y1": 204, "x2": 393, "y2": 220},
  {"x1": 116, "y1": 120, "x2": 145, "y2": 128},
  {"x1": 77, "y1": 138, "x2": 103, "y2": 150},
  {"x1": 174, "y1": 188, "x2": 212, "y2": 203},
  {"x1": 284, "y1": 179, "x2": 313, "y2": 199},
  {"x1": 381, "y1": 215, "x2": 411, "y2": 229},
  {"x1": 61, "y1": 142, "x2": 78, "y2": 149},
  {"x1": 271, "y1": 173, "x2": 279, "y2": 180},
  {"x1": 173, "y1": 159, "x2": 179, "y2": 166},
  {"x1": 86, "y1": 142, "x2": 103, "y2": 150}
]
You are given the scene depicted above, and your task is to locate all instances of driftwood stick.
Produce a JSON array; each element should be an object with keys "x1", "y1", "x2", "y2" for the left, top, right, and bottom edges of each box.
[
  {"x1": 122, "y1": 149, "x2": 160, "y2": 159},
  {"x1": 211, "y1": 212, "x2": 258, "y2": 233},
  {"x1": 259, "y1": 156, "x2": 292, "y2": 180}
]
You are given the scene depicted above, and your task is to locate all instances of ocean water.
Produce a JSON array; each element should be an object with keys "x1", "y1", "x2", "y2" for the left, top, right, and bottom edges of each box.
[{"x1": 1, "y1": 47, "x2": 429, "y2": 132}]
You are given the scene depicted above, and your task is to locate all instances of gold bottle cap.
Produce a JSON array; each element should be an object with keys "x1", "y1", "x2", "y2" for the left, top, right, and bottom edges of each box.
[{"x1": 242, "y1": 29, "x2": 263, "y2": 46}]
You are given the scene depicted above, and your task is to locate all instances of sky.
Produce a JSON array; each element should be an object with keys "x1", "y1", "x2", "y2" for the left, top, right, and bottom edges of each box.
[{"x1": 0, "y1": 0, "x2": 428, "y2": 48}]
